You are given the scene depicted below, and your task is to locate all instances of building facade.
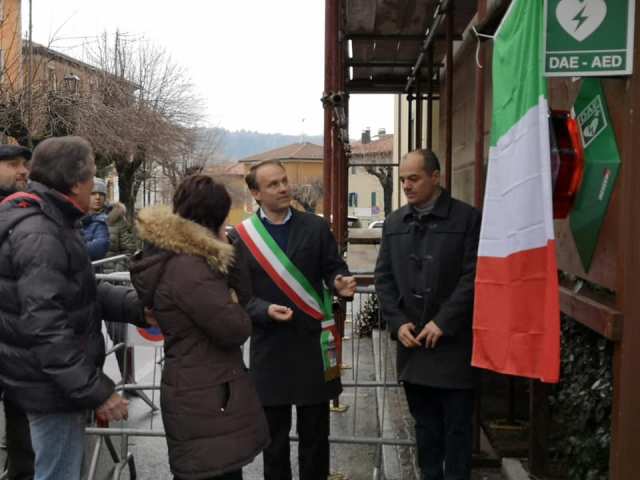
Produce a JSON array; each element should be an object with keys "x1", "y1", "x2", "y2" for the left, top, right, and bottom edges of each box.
[
  {"x1": 349, "y1": 129, "x2": 394, "y2": 223},
  {"x1": 0, "y1": 0, "x2": 22, "y2": 91}
]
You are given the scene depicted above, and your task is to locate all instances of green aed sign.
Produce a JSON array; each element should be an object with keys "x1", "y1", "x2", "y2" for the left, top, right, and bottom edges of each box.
[
  {"x1": 544, "y1": 0, "x2": 636, "y2": 77},
  {"x1": 570, "y1": 79, "x2": 621, "y2": 272}
]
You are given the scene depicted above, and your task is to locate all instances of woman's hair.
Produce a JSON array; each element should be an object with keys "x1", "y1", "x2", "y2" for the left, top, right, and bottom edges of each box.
[{"x1": 173, "y1": 175, "x2": 231, "y2": 233}]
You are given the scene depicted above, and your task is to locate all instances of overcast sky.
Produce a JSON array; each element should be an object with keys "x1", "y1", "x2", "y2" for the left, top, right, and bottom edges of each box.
[{"x1": 24, "y1": 0, "x2": 395, "y2": 138}]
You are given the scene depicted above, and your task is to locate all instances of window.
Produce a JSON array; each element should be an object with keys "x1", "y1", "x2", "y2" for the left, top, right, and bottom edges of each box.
[
  {"x1": 348, "y1": 192, "x2": 358, "y2": 208},
  {"x1": 47, "y1": 66, "x2": 57, "y2": 92},
  {"x1": 371, "y1": 192, "x2": 377, "y2": 207}
]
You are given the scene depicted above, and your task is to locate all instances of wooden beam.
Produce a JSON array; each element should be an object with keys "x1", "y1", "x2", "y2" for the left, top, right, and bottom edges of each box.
[
  {"x1": 610, "y1": 5, "x2": 640, "y2": 476},
  {"x1": 559, "y1": 286, "x2": 622, "y2": 341},
  {"x1": 346, "y1": 33, "x2": 462, "y2": 41},
  {"x1": 529, "y1": 380, "x2": 550, "y2": 476}
]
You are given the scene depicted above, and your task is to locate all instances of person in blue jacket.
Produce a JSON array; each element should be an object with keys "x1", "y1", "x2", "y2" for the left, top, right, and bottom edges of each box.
[{"x1": 82, "y1": 177, "x2": 110, "y2": 260}]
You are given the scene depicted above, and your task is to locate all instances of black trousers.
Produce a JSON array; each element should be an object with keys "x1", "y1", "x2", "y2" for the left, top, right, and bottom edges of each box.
[
  {"x1": 263, "y1": 403, "x2": 329, "y2": 480},
  {"x1": 175, "y1": 470, "x2": 241, "y2": 480},
  {"x1": 403, "y1": 383, "x2": 474, "y2": 480},
  {"x1": 4, "y1": 400, "x2": 35, "y2": 480}
]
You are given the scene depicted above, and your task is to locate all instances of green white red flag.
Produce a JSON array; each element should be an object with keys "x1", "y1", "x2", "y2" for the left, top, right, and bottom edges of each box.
[{"x1": 472, "y1": 0, "x2": 560, "y2": 383}]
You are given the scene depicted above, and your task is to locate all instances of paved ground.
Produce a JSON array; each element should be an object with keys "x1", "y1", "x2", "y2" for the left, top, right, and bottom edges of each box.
[
  {"x1": 88, "y1": 316, "x2": 383, "y2": 479},
  {"x1": 0, "y1": 279, "x2": 505, "y2": 480}
]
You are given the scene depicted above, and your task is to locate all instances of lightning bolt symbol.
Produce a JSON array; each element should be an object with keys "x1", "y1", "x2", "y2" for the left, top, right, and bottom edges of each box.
[{"x1": 572, "y1": 5, "x2": 589, "y2": 32}]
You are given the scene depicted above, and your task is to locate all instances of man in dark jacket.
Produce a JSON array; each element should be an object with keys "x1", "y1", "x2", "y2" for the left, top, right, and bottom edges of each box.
[
  {"x1": 0, "y1": 136, "x2": 145, "y2": 480},
  {"x1": 0, "y1": 144, "x2": 34, "y2": 480},
  {"x1": 231, "y1": 160, "x2": 356, "y2": 480},
  {"x1": 82, "y1": 177, "x2": 110, "y2": 260},
  {"x1": 375, "y1": 149, "x2": 481, "y2": 480}
]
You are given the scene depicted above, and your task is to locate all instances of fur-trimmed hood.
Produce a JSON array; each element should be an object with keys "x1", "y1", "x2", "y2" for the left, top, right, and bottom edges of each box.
[
  {"x1": 135, "y1": 205, "x2": 233, "y2": 273},
  {"x1": 106, "y1": 203, "x2": 127, "y2": 226}
]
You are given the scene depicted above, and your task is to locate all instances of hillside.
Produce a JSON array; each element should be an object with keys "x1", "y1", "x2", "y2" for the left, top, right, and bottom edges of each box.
[{"x1": 207, "y1": 128, "x2": 324, "y2": 161}]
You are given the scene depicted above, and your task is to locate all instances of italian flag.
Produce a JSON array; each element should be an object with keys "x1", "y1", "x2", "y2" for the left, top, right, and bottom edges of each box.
[{"x1": 471, "y1": 0, "x2": 560, "y2": 383}]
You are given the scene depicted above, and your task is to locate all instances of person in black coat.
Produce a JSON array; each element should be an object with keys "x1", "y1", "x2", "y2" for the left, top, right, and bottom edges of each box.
[
  {"x1": 230, "y1": 160, "x2": 356, "y2": 480},
  {"x1": 0, "y1": 137, "x2": 149, "y2": 480},
  {"x1": 0, "y1": 144, "x2": 34, "y2": 480},
  {"x1": 375, "y1": 149, "x2": 481, "y2": 480}
]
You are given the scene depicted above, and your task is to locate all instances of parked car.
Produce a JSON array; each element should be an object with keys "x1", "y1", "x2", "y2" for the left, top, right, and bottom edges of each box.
[
  {"x1": 317, "y1": 213, "x2": 362, "y2": 228},
  {"x1": 347, "y1": 216, "x2": 362, "y2": 228},
  {"x1": 368, "y1": 220, "x2": 384, "y2": 229}
]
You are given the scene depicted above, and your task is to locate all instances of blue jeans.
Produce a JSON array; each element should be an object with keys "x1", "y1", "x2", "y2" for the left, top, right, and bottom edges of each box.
[{"x1": 27, "y1": 411, "x2": 86, "y2": 480}]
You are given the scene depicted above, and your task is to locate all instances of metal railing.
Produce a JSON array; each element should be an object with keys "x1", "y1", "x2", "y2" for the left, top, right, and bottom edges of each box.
[{"x1": 87, "y1": 259, "x2": 415, "y2": 479}]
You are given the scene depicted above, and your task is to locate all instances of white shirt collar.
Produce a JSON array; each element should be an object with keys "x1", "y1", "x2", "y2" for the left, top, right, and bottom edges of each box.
[{"x1": 259, "y1": 208, "x2": 292, "y2": 225}]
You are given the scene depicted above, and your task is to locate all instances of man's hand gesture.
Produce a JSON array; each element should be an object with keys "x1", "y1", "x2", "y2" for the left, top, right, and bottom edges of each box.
[
  {"x1": 334, "y1": 275, "x2": 357, "y2": 297},
  {"x1": 398, "y1": 323, "x2": 421, "y2": 348},
  {"x1": 96, "y1": 392, "x2": 129, "y2": 423},
  {"x1": 416, "y1": 321, "x2": 443, "y2": 349},
  {"x1": 268, "y1": 304, "x2": 293, "y2": 322}
]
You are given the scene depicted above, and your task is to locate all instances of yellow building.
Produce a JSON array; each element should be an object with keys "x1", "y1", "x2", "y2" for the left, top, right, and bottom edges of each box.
[
  {"x1": 203, "y1": 162, "x2": 249, "y2": 226},
  {"x1": 239, "y1": 142, "x2": 325, "y2": 214},
  {"x1": 0, "y1": 0, "x2": 23, "y2": 91}
]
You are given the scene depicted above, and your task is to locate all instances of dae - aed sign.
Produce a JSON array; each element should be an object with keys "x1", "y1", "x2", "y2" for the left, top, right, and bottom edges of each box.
[{"x1": 544, "y1": 0, "x2": 635, "y2": 77}]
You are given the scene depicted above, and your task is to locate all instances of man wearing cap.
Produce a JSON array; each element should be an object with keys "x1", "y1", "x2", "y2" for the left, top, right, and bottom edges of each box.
[
  {"x1": 0, "y1": 145, "x2": 30, "y2": 201},
  {"x1": 82, "y1": 177, "x2": 110, "y2": 260},
  {"x1": 0, "y1": 144, "x2": 34, "y2": 480}
]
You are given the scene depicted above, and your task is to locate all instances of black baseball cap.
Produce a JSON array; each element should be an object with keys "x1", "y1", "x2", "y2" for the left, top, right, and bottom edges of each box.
[{"x1": 0, "y1": 145, "x2": 32, "y2": 162}]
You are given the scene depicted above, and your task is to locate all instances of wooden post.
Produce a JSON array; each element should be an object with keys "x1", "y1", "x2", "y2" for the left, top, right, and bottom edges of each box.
[
  {"x1": 445, "y1": 4, "x2": 454, "y2": 191},
  {"x1": 323, "y1": 0, "x2": 337, "y2": 221},
  {"x1": 610, "y1": 6, "x2": 640, "y2": 477},
  {"x1": 529, "y1": 380, "x2": 549, "y2": 476}
]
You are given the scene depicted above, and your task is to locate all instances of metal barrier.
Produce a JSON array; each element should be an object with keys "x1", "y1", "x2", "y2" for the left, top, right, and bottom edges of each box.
[
  {"x1": 87, "y1": 263, "x2": 416, "y2": 479},
  {"x1": 89, "y1": 255, "x2": 160, "y2": 480}
]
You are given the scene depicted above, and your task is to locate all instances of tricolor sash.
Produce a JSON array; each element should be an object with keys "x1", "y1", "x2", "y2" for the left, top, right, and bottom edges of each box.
[{"x1": 236, "y1": 214, "x2": 340, "y2": 382}]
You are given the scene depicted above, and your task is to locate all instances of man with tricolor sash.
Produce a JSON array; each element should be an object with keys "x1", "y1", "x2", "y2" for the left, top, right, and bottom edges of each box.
[{"x1": 231, "y1": 160, "x2": 356, "y2": 480}]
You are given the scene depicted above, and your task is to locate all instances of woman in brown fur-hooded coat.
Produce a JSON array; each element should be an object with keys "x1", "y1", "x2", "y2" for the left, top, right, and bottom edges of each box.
[{"x1": 129, "y1": 176, "x2": 269, "y2": 480}]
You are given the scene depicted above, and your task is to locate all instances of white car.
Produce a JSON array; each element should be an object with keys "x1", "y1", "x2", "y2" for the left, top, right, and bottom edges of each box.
[{"x1": 368, "y1": 220, "x2": 384, "y2": 229}]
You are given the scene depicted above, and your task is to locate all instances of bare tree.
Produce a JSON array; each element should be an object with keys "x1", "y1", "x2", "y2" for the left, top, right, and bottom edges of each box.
[
  {"x1": 291, "y1": 178, "x2": 324, "y2": 213},
  {"x1": 365, "y1": 165, "x2": 393, "y2": 217},
  {"x1": 78, "y1": 32, "x2": 205, "y2": 214},
  {"x1": 162, "y1": 128, "x2": 225, "y2": 190},
  {"x1": 1, "y1": 28, "x2": 215, "y2": 215}
]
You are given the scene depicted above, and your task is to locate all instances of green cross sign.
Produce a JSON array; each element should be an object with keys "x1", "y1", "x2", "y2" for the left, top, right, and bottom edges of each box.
[
  {"x1": 544, "y1": 0, "x2": 635, "y2": 76},
  {"x1": 576, "y1": 94, "x2": 607, "y2": 148}
]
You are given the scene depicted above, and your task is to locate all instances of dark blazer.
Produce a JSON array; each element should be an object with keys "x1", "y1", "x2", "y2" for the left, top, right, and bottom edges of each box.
[
  {"x1": 230, "y1": 209, "x2": 350, "y2": 406},
  {"x1": 130, "y1": 206, "x2": 269, "y2": 479},
  {"x1": 375, "y1": 189, "x2": 481, "y2": 389}
]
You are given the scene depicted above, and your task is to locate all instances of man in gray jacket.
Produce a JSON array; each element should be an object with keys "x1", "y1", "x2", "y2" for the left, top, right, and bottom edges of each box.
[{"x1": 375, "y1": 149, "x2": 481, "y2": 480}]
